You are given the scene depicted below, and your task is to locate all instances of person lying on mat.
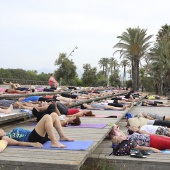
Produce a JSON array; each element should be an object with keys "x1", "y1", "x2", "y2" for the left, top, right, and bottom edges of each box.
[
  {"x1": 111, "y1": 132, "x2": 170, "y2": 156},
  {"x1": 2, "y1": 88, "x2": 31, "y2": 94},
  {"x1": 128, "y1": 125, "x2": 170, "y2": 137},
  {"x1": 3, "y1": 81, "x2": 35, "y2": 92},
  {"x1": 18, "y1": 95, "x2": 72, "y2": 106},
  {"x1": 99, "y1": 99, "x2": 133, "y2": 108},
  {"x1": 81, "y1": 101, "x2": 127, "y2": 111},
  {"x1": 0, "y1": 113, "x2": 73, "y2": 148},
  {"x1": 137, "y1": 112, "x2": 170, "y2": 121},
  {"x1": 16, "y1": 102, "x2": 94, "y2": 126},
  {"x1": 0, "y1": 104, "x2": 13, "y2": 114},
  {"x1": 141, "y1": 100, "x2": 170, "y2": 107},
  {"x1": 127, "y1": 117, "x2": 170, "y2": 128}
]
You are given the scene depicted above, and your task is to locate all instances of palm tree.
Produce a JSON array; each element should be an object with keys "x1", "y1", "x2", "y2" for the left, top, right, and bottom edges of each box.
[
  {"x1": 149, "y1": 40, "x2": 170, "y2": 95},
  {"x1": 98, "y1": 58, "x2": 110, "y2": 76},
  {"x1": 147, "y1": 24, "x2": 170, "y2": 95},
  {"x1": 109, "y1": 57, "x2": 115, "y2": 75},
  {"x1": 127, "y1": 69, "x2": 132, "y2": 80},
  {"x1": 113, "y1": 27, "x2": 152, "y2": 90},
  {"x1": 120, "y1": 59, "x2": 130, "y2": 87}
]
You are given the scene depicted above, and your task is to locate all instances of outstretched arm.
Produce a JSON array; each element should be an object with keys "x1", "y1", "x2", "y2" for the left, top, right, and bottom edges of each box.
[{"x1": 134, "y1": 145, "x2": 161, "y2": 153}]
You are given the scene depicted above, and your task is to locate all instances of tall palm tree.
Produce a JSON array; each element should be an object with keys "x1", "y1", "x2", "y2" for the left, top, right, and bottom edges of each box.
[
  {"x1": 113, "y1": 27, "x2": 152, "y2": 90},
  {"x1": 149, "y1": 40, "x2": 170, "y2": 95},
  {"x1": 120, "y1": 59, "x2": 130, "y2": 87},
  {"x1": 98, "y1": 57, "x2": 109, "y2": 75},
  {"x1": 148, "y1": 24, "x2": 170, "y2": 95},
  {"x1": 109, "y1": 57, "x2": 115, "y2": 75},
  {"x1": 127, "y1": 69, "x2": 132, "y2": 80}
]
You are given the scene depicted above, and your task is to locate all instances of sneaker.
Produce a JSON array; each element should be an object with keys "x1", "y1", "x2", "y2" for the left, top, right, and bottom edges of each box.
[{"x1": 141, "y1": 150, "x2": 151, "y2": 155}]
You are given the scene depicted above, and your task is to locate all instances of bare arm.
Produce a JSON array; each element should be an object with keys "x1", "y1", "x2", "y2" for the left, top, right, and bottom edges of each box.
[
  {"x1": 55, "y1": 106, "x2": 61, "y2": 116},
  {"x1": 139, "y1": 130, "x2": 151, "y2": 135},
  {"x1": 134, "y1": 145, "x2": 161, "y2": 153},
  {"x1": 2, "y1": 136, "x2": 43, "y2": 148}
]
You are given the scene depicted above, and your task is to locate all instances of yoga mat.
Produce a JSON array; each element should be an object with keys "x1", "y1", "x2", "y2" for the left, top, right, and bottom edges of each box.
[
  {"x1": 162, "y1": 150, "x2": 170, "y2": 154},
  {"x1": 29, "y1": 123, "x2": 107, "y2": 128},
  {"x1": 67, "y1": 123, "x2": 107, "y2": 128},
  {"x1": 94, "y1": 114, "x2": 120, "y2": 118},
  {"x1": 0, "y1": 113, "x2": 18, "y2": 117},
  {"x1": 8, "y1": 140, "x2": 94, "y2": 150},
  {"x1": 28, "y1": 122, "x2": 37, "y2": 126}
]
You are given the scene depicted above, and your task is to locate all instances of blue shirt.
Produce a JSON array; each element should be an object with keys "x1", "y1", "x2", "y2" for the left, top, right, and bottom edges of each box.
[
  {"x1": 23, "y1": 96, "x2": 41, "y2": 102},
  {"x1": 6, "y1": 128, "x2": 31, "y2": 142}
]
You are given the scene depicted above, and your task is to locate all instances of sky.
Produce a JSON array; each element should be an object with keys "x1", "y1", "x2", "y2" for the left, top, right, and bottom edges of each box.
[{"x1": 0, "y1": 0, "x2": 170, "y2": 78}]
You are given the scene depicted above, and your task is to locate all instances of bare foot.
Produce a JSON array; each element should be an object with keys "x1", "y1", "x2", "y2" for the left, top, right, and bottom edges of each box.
[
  {"x1": 3, "y1": 104, "x2": 13, "y2": 114},
  {"x1": 60, "y1": 136, "x2": 74, "y2": 141},
  {"x1": 51, "y1": 141, "x2": 66, "y2": 148}
]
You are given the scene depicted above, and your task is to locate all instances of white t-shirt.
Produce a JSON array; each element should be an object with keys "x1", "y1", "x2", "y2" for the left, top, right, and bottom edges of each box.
[
  {"x1": 140, "y1": 125, "x2": 158, "y2": 134},
  {"x1": 147, "y1": 120, "x2": 155, "y2": 125},
  {"x1": 106, "y1": 100, "x2": 113, "y2": 103}
]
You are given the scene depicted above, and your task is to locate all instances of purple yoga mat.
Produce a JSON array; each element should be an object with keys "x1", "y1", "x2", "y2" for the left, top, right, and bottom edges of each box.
[
  {"x1": 67, "y1": 123, "x2": 107, "y2": 128},
  {"x1": 8, "y1": 140, "x2": 94, "y2": 150}
]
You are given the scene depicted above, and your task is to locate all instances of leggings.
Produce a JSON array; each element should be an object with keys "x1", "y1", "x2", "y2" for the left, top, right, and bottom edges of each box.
[{"x1": 154, "y1": 120, "x2": 170, "y2": 127}]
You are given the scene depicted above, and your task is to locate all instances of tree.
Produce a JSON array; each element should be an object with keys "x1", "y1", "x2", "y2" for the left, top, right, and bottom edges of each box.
[
  {"x1": 120, "y1": 59, "x2": 130, "y2": 87},
  {"x1": 98, "y1": 58, "x2": 109, "y2": 76},
  {"x1": 149, "y1": 40, "x2": 170, "y2": 95},
  {"x1": 113, "y1": 27, "x2": 152, "y2": 90},
  {"x1": 82, "y1": 64, "x2": 97, "y2": 86},
  {"x1": 54, "y1": 53, "x2": 77, "y2": 85}
]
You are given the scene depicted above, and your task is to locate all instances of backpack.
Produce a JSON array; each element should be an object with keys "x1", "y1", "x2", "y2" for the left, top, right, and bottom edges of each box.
[{"x1": 111, "y1": 140, "x2": 130, "y2": 156}]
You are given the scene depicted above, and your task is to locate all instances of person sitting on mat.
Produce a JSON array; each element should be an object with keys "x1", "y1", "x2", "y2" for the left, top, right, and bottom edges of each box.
[{"x1": 0, "y1": 112, "x2": 73, "y2": 148}]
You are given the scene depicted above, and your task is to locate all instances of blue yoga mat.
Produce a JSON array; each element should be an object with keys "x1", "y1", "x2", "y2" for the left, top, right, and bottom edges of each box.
[
  {"x1": 8, "y1": 140, "x2": 94, "y2": 150},
  {"x1": 162, "y1": 150, "x2": 170, "y2": 154}
]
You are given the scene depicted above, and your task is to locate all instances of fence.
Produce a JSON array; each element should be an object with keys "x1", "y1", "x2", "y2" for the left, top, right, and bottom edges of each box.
[{"x1": 0, "y1": 78, "x2": 48, "y2": 85}]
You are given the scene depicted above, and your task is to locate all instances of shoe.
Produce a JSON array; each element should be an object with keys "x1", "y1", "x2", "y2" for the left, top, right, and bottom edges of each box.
[
  {"x1": 141, "y1": 150, "x2": 151, "y2": 155},
  {"x1": 130, "y1": 152, "x2": 146, "y2": 158}
]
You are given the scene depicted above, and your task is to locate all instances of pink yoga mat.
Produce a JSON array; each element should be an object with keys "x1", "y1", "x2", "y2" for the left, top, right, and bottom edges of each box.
[
  {"x1": 94, "y1": 114, "x2": 120, "y2": 118},
  {"x1": 67, "y1": 123, "x2": 107, "y2": 128}
]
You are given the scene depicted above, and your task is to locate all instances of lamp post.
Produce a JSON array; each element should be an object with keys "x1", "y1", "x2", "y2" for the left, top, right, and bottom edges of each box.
[{"x1": 67, "y1": 46, "x2": 78, "y2": 58}]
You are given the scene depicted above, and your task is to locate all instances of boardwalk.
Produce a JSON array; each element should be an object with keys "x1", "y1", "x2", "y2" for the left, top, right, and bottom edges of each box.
[
  {"x1": 0, "y1": 108, "x2": 129, "y2": 170},
  {"x1": 87, "y1": 100, "x2": 170, "y2": 170}
]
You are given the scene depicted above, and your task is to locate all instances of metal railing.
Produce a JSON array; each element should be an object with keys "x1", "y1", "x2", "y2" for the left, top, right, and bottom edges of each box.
[{"x1": 0, "y1": 78, "x2": 48, "y2": 85}]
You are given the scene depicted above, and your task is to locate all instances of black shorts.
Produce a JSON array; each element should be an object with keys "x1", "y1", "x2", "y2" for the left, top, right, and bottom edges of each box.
[
  {"x1": 28, "y1": 129, "x2": 49, "y2": 144},
  {"x1": 108, "y1": 103, "x2": 123, "y2": 107}
]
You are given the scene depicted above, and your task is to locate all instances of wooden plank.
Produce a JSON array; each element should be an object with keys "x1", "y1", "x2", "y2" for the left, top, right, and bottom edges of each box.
[{"x1": 86, "y1": 103, "x2": 170, "y2": 170}]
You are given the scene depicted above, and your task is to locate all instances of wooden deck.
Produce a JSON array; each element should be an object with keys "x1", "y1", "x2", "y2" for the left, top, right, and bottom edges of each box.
[
  {"x1": 0, "y1": 107, "x2": 130, "y2": 170},
  {"x1": 87, "y1": 101, "x2": 170, "y2": 170}
]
